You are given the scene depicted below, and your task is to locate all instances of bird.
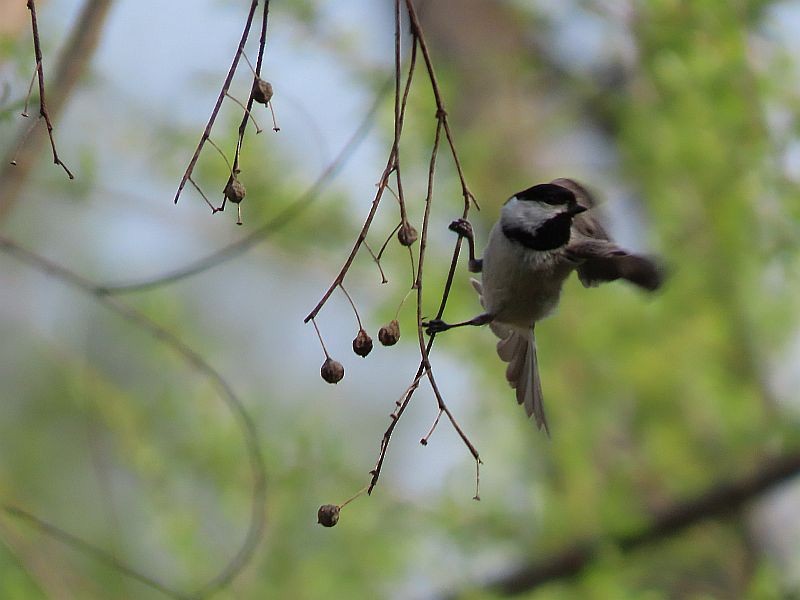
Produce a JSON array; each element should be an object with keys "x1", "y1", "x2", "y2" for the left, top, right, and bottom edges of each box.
[{"x1": 423, "y1": 178, "x2": 663, "y2": 434}]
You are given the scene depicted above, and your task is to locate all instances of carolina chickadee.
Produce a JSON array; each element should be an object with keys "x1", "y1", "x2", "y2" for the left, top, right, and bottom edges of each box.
[{"x1": 423, "y1": 179, "x2": 662, "y2": 434}]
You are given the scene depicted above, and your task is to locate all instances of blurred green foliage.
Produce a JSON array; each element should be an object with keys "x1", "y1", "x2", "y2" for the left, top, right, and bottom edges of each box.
[{"x1": 1, "y1": 1, "x2": 800, "y2": 599}]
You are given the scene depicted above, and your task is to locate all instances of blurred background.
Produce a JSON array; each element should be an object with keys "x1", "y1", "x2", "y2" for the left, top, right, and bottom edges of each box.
[{"x1": 1, "y1": 0, "x2": 800, "y2": 598}]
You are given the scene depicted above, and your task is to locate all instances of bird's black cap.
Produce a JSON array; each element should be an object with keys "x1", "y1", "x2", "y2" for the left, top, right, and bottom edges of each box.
[{"x1": 515, "y1": 183, "x2": 575, "y2": 206}]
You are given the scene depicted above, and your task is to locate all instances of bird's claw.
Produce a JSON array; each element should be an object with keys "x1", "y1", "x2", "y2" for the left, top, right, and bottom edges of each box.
[
  {"x1": 448, "y1": 218, "x2": 473, "y2": 238},
  {"x1": 422, "y1": 318, "x2": 449, "y2": 336}
]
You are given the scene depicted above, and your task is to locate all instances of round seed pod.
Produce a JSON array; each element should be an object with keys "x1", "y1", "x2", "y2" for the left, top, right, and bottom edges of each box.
[
  {"x1": 378, "y1": 320, "x2": 400, "y2": 346},
  {"x1": 320, "y1": 358, "x2": 344, "y2": 384},
  {"x1": 317, "y1": 504, "x2": 340, "y2": 527},
  {"x1": 224, "y1": 178, "x2": 246, "y2": 204},
  {"x1": 252, "y1": 78, "x2": 274, "y2": 105},
  {"x1": 397, "y1": 222, "x2": 418, "y2": 246},
  {"x1": 352, "y1": 329, "x2": 373, "y2": 357}
]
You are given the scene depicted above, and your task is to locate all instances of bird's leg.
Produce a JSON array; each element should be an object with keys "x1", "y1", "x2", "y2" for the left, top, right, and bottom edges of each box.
[
  {"x1": 449, "y1": 218, "x2": 482, "y2": 273},
  {"x1": 423, "y1": 312, "x2": 494, "y2": 336}
]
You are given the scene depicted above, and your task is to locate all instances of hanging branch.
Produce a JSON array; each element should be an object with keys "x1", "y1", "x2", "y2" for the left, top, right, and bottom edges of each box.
[
  {"x1": 10, "y1": 0, "x2": 76, "y2": 180},
  {"x1": 307, "y1": 0, "x2": 481, "y2": 515},
  {"x1": 0, "y1": 235, "x2": 267, "y2": 598},
  {"x1": 404, "y1": 0, "x2": 477, "y2": 211},
  {"x1": 173, "y1": 0, "x2": 272, "y2": 215},
  {"x1": 95, "y1": 75, "x2": 390, "y2": 295},
  {"x1": 303, "y1": 37, "x2": 417, "y2": 325}
]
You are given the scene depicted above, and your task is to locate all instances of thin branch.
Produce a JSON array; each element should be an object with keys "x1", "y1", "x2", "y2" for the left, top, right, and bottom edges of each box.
[
  {"x1": 440, "y1": 451, "x2": 800, "y2": 598},
  {"x1": 0, "y1": 0, "x2": 114, "y2": 222},
  {"x1": 0, "y1": 236, "x2": 267, "y2": 598},
  {"x1": 403, "y1": 0, "x2": 477, "y2": 211},
  {"x1": 21, "y1": 59, "x2": 40, "y2": 118},
  {"x1": 366, "y1": 0, "x2": 480, "y2": 496},
  {"x1": 24, "y1": 0, "x2": 74, "y2": 179},
  {"x1": 174, "y1": 0, "x2": 260, "y2": 206},
  {"x1": 96, "y1": 76, "x2": 391, "y2": 295},
  {"x1": 303, "y1": 21, "x2": 418, "y2": 324},
  {"x1": 222, "y1": 0, "x2": 272, "y2": 211},
  {"x1": 367, "y1": 114, "x2": 480, "y2": 495},
  {"x1": 224, "y1": 92, "x2": 263, "y2": 134},
  {"x1": 339, "y1": 284, "x2": 364, "y2": 330},
  {"x1": 362, "y1": 239, "x2": 390, "y2": 284}
]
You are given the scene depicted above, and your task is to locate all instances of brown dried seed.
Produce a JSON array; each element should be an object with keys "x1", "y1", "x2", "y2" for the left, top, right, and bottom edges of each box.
[
  {"x1": 224, "y1": 178, "x2": 246, "y2": 204},
  {"x1": 320, "y1": 357, "x2": 344, "y2": 384},
  {"x1": 317, "y1": 504, "x2": 340, "y2": 527},
  {"x1": 252, "y1": 78, "x2": 274, "y2": 105},
  {"x1": 352, "y1": 329, "x2": 373, "y2": 357},
  {"x1": 397, "y1": 222, "x2": 418, "y2": 246},
  {"x1": 378, "y1": 320, "x2": 400, "y2": 346}
]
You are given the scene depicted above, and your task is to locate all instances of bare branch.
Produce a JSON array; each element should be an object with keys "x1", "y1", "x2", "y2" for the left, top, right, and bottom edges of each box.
[
  {"x1": 173, "y1": 0, "x2": 260, "y2": 207},
  {"x1": 96, "y1": 76, "x2": 390, "y2": 295},
  {"x1": 0, "y1": 0, "x2": 114, "y2": 222},
  {"x1": 23, "y1": 0, "x2": 74, "y2": 179},
  {"x1": 439, "y1": 452, "x2": 800, "y2": 598}
]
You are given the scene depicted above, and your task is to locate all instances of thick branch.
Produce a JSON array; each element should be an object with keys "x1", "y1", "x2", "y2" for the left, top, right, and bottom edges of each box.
[{"x1": 442, "y1": 451, "x2": 800, "y2": 597}]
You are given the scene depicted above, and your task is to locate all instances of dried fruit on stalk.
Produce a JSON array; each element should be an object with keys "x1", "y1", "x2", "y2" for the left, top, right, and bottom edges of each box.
[
  {"x1": 378, "y1": 320, "x2": 400, "y2": 346},
  {"x1": 320, "y1": 358, "x2": 344, "y2": 384},
  {"x1": 317, "y1": 504, "x2": 340, "y2": 527},
  {"x1": 397, "y1": 222, "x2": 418, "y2": 246},
  {"x1": 252, "y1": 78, "x2": 274, "y2": 105},
  {"x1": 224, "y1": 177, "x2": 246, "y2": 204},
  {"x1": 352, "y1": 329, "x2": 373, "y2": 357}
]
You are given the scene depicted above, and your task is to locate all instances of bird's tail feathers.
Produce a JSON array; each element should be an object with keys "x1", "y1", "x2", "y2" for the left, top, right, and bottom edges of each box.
[
  {"x1": 470, "y1": 277, "x2": 549, "y2": 434},
  {"x1": 494, "y1": 323, "x2": 549, "y2": 434}
]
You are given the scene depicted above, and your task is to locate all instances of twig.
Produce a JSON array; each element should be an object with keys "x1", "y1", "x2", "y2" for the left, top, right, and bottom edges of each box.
[
  {"x1": 0, "y1": 0, "x2": 114, "y2": 222},
  {"x1": 414, "y1": 118, "x2": 479, "y2": 461},
  {"x1": 377, "y1": 115, "x2": 480, "y2": 497},
  {"x1": 305, "y1": 0, "x2": 480, "y2": 498},
  {"x1": 21, "y1": 59, "x2": 40, "y2": 117},
  {"x1": 0, "y1": 235, "x2": 267, "y2": 598},
  {"x1": 403, "y1": 0, "x2": 476, "y2": 211},
  {"x1": 224, "y1": 92, "x2": 263, "y2": 134},
  {"x1": 223, "y1": 1, "x2": 272, "y2": 209},
  {"x1": 174, "y1": 0, "x2": 260, "y2": 206},
  {"x1": 95, "y1": 76, "x2": 390, "y2": 295},
  {"x1": 303, "y1": 16, "x2": 417, "y2": 324},
  {"x1": 437, "y1": 451, "x2": 800, "y2": 598},
  {"x1": 339, "y1": 284, "x2": 363, "y2": 330},
  {"x1": 21, "y1": 0, "x2": 74, "y2": 179},
  {"x1": 362, "y1": 240, "x2": 390, "y2": 284}
]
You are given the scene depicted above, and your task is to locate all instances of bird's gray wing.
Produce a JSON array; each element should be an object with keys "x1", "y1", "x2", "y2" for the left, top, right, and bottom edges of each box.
[
  {"x1": 552, "y1": 178, "x2": 663, "y2": 291},
  {"x1": 566, "y1": 239, "x2": 663, "y2": 291}
]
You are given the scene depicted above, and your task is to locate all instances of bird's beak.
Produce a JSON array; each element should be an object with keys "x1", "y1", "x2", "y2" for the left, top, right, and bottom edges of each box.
[{"x1": 567, "y1": 204, "x2": 588, "y2": 216}]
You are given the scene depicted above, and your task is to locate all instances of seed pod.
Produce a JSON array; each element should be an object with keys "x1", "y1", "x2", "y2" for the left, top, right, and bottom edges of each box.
[
  {"x1": 252, "y1": 78, "x2": 274, "y2": 105},
  {"x1": 352, "y1": 329, "x2": 373, "y2": 357},
  {"x1": 378, "y1": 320, "x2": 400, "y2": 346},
  {"x1": 397, "y1": 222, "x2": 418, "y2": 246},
  {"x1": 320, "y1": 358, "x2": 344, "y2": 384},
  {"x1": 224, "y1": 177, "x2": 246, "y2": 204},
  {"x1": 317, "y1": 504, "x2": 340, "y2": 527}
]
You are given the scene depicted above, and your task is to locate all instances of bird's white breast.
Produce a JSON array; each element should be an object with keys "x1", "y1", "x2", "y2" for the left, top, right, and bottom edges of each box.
[{"x1": 480, "y1": 222, "x2": 573, "y2": 328}]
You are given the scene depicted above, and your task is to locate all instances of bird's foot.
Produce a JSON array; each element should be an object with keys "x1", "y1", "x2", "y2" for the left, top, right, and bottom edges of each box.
[
  {"x1": 448, "y1": 218, "x2": 473, "y2": 239},
  {"x1": 422, "y1": 318, "x2": 451, "y2": 335}
]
